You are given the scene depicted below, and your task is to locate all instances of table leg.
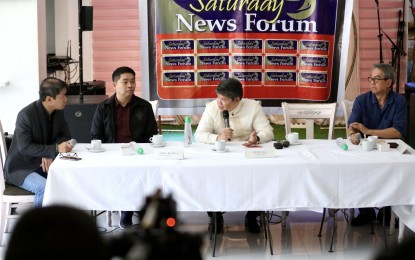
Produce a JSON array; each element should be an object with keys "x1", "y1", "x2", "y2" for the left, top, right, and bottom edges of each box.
[
  {"x1": 389, "y1": 211, "x2": 395, "y2": 235},
  {"x1": 107, "y1": 211, "x2": 112, "y2": 227},
  {"x1": 398, "y1": 218, "x2": 405, "y2": 243},
  {"x1": 281, "y1": 211, "x2": 288, "y2": 230}
]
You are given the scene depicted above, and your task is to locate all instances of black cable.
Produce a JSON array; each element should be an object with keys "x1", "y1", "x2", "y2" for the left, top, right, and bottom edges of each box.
[{"x1": 266, "y1": 211, "x2": 282, "y2": 225}]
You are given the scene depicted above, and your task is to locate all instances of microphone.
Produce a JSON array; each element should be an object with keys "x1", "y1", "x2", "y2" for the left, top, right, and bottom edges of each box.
[
  {"x1": 223, "y1": 110, "x2": 230, "y2": 128},
  {"x1": 69, "y1": 139, "x2": 77, "y2": 146},
  {"x1": 222, "y1": 110, "x2": 231, "y2": 141},
  {"x1": 354, "y1": 133, "x2": 362, "y2": 142}
]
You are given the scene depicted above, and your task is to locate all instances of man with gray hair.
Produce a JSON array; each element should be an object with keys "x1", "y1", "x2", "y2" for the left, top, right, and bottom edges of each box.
[{"x1": 348, "y1": 63, "x2": 407, "y2": 226}]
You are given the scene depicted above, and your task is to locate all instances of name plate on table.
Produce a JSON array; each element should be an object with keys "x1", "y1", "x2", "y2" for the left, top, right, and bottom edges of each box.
[
  {"x1": 154, "y1": 148, "x2": 184, "y2": 160},
  {"x1": 396, "y1": 144, "x2": 410, "y2": 154},
  {"x1": 245, "y1": 147, "x2": 276, "y2": 158}
]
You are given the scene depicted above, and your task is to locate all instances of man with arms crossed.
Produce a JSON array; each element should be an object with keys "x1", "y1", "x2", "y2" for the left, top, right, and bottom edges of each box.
[{"x1": 90, "y1": 66, "x2": 158, "y2": 229}]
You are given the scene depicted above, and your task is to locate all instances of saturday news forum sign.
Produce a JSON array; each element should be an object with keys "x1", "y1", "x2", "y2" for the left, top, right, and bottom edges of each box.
[{"x1": 149, "y1": 0, "x2": 346, "y2": 106}]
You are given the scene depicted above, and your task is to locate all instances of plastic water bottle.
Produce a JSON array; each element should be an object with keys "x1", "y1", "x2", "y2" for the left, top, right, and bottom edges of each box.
[
  {"x1": 130, "y1": 141, "x2": 144, "y2": 155},
  {"x1": 184, "y1": 116, "x2": 192, "y2": 147},
  {"x1": 335, "y1": 137, "x2": 348, "y2": 151}
]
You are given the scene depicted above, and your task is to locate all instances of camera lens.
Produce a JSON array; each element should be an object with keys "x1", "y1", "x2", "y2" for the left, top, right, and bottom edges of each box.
[{"x1": 274, "y1": 142, "x2": 283, "y2": 149}]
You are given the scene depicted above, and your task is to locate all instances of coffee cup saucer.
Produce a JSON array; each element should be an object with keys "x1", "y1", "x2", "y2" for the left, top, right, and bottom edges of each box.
[
  {"x1": 211, "y1": 148, "x2": 230, "y2": 153},
  {"x1": 150, "y1": 142, "x2": 166, "y2": 148},
  {"x1": 289, "y1": 140, "x2": 301, "y2": 145},
  {"x1": 86, "y1": 147, "x2": 105, "y2": 153}
]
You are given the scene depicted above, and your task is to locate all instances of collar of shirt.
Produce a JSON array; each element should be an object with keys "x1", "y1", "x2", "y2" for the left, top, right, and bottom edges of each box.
[{"x1": 229, "y1": 99, "x2": 243, "y2": 116}]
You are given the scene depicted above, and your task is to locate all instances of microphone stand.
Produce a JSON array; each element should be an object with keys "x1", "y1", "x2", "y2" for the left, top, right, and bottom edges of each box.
[
  {"x1": 380, "y1": 29, "x2": 406, "y2": 93},
  {"x1": 380, "y1": 28, "x2": 407, "y2": 62},
  {"x1": 396, "y1": 8, "x2": 406, "y2": 93},
  {"x1": 375, "y1": 0, "x2": 384, "y2": 63},
  {"x1": 77, "y1": 0, "x2": 84, "y2": 101}
]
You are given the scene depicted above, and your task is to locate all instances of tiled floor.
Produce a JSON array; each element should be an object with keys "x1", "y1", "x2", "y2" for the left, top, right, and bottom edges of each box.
[
  {"x1": 102, "y1": 210, "x2": 411, "y2": 259},
  {"x1": 0, "y1": 208, "x2": 412, "y2": 259}
]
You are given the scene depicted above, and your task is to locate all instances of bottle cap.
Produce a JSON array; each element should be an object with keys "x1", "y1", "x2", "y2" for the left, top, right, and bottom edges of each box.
[
  {"x1": 340, "y1": 144, "x2": 348, "y2": 151},
  {"x1": 137, "y1": 147, "x2": 144, "y2": 154},
  {"x1": 185, "y1": 116, "x2": 191, "y2": 123}
]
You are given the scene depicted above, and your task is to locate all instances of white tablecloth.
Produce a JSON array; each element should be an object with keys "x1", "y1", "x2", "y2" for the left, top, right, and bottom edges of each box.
[{"x1": 44, "y1": 140, "x2": 415, "y2": 216}]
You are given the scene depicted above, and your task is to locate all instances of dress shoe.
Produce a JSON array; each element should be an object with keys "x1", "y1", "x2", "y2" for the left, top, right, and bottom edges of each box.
[
  {"x1": 10, "y1": 208, "x2": 18, "y2": 215},
  {"x1": 377, "y1": 207, "x2": 399, "y2": 228},
  {"x1": 245, "y1": 215, "x2": 260, "y2": 233},
  {"x1": 119, "y1": 211, "x2": 133, "y2": 229},
  {"x1": 208, "y1": 213, "x2": 224, "y2": 234},
  {"x1": 351, "y1": 208, "x2": 376, "y2": 226},
  {"x1": 351, "y1": 214, "x2": 371, "y2": 226}
]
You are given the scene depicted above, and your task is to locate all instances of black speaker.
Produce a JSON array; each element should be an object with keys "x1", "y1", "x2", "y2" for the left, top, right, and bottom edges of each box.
[
  {"x1": 81, "y1": 6, "x2": 93, "y2": 31},
  {"x1": 64, "y1": 95, "x2": 108, "y2": 143}
]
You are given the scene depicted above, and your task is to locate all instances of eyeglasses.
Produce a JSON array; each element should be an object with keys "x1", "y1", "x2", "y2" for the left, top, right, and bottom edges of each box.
[
  {"x1": 59, "y1": 153, "x2": 81, "y2": 161},
  {"x1": 367, "y1": 77, "x2": 388, "y2": 84}
]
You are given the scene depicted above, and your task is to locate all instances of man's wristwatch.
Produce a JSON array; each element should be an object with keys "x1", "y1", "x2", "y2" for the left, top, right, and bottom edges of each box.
[{"x1": 256, "y1": 136, "x2": 260, "y2": 144}]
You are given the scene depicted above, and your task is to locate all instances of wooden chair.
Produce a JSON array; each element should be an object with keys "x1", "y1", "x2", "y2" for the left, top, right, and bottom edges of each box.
[
  {"x1": 282, "y1": 102, "x2": 337, "y2": 140},
  {"x1": 342, "y1": 99, "x2": 354, "y2": 131},
  {"x1": 0, "y1": 119, "x2": 35, "y2": 246},
  {"x1": 281, "y1": 102, "x2": 339, "y2": 252}
]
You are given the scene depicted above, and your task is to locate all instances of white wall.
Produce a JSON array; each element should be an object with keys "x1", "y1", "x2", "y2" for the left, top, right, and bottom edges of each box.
[
  {"x1": 0, "y1": 0, "x2": 45, "y2": 133},
  {"x1": 0, "y1": 0, "x2": 92, "y2": 133},
  {"x1": 54, "y1": 0, "x2": 92, "y2": 83}
]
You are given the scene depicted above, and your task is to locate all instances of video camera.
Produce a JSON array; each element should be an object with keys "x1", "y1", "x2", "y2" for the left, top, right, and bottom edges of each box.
[{"x1": 106, "y1": 189, "x2": 204, "y2": 260}]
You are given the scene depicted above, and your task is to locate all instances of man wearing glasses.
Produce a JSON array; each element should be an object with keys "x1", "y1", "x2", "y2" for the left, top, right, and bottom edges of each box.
[{"x1": 348, "y1": 63, "x2": 407, "y2": 226}]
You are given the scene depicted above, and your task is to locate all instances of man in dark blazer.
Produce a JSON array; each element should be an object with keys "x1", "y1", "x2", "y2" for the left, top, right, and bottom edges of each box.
[{"x1": 4, "y1": 77, "x2": 74, "y2": 208}]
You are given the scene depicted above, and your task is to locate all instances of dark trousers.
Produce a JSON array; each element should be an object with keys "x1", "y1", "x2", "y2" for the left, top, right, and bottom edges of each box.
[{"x1": 207, "y1": 211, "x2": 260, "y2": 218}]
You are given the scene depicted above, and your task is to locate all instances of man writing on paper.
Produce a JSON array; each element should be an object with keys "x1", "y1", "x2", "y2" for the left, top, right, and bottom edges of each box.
[
  {"x1": 195, "y1": 78, "x2": 274, "y2": 233},
  {"x1": 348, "y1": 63, "x2": 407, "y2": 226}
]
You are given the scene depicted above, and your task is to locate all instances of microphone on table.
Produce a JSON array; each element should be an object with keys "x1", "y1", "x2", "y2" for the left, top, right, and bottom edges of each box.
[
  {"x1": 69, "y1": 139, "x2": 77, "y2": 147},
  {"x1": 222, "y1": 110, "x2": 231, "y2": 141}
]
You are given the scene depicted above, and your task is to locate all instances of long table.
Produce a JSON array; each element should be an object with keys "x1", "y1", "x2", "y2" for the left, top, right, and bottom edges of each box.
[{"x1": 44, "y1": 140, "x2": 415, "y2": 232}]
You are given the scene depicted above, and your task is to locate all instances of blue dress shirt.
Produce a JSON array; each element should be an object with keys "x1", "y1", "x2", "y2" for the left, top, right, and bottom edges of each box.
[{"x1": 348, "y1": 90, "x2": 407, "y2": 137}]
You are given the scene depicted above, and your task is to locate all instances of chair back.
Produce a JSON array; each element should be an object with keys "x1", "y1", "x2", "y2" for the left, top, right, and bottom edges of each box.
[
  {"x1": 281, "y1": 102, "x2": 337, "y2": 140},
  {"x1": 0, "y1": 120, "x2": 35, "y2": 246},
  {"x1": 0, "y1": 119, "x2": 7, "y2": 169},
  {"x1": 342, "y1": 99, "x2": 354, "y2": 131},
  {"x1": 149, "y1": 100, "x2": 159, "y2": 119},
  {"x1": 149, "y1": 100, "x2": 162, "y2": 134},
  {"x1": 0, "y1": 120, "x2": 7, "y2": 195}
]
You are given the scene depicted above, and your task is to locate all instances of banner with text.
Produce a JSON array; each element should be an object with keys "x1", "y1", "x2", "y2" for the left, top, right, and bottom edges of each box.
[{"x1": 148, "y1": 0, "x2": 349, "y2": 109}]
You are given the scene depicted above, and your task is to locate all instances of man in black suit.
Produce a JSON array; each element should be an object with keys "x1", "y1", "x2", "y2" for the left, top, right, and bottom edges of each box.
[{"x1": 4, "y1": 77, "x2": 74, "y2": 208}]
